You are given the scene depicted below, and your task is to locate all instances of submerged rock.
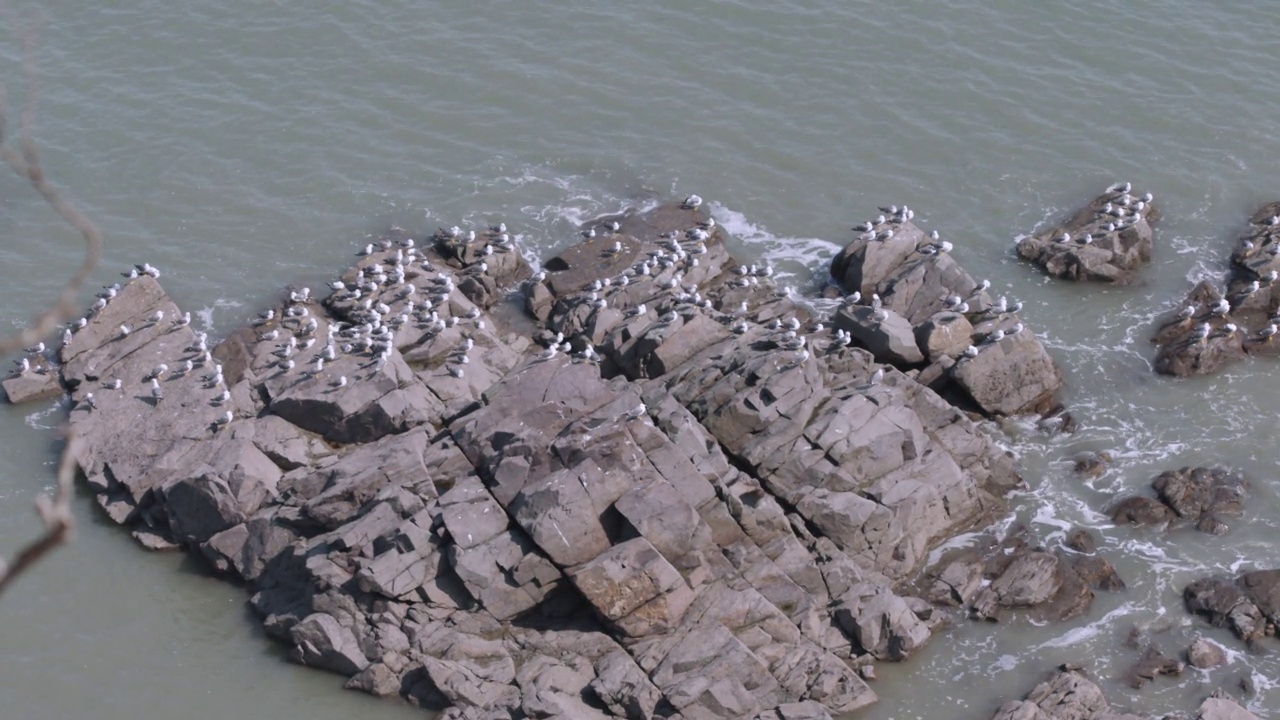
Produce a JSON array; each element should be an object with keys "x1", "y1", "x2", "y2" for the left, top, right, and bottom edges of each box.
[
  {"x1": 987, "y1": 669, "x2": 1143, "y2": 720},
  {"x1": 1015, "y1": 183, "x2": 1158, "y2": 283},
  {"x1": 1184, "y1": 569, "x2": 1280, "y2": 645},
  {"x1": 1111, "y1": 467, "x2": 1245, "y2": 535}
]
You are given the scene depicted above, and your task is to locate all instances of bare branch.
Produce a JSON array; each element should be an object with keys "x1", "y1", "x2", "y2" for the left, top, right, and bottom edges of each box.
[
  {"x1": 0, "y1": 431, "x2": 78, "y2": 596},
  {"x1": 0, "y1": 9, "x2": 102, "y2": 356}
]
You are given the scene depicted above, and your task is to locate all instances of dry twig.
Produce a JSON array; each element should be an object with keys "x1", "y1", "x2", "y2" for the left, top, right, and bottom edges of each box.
[
  {"x1": 0, "y1": 10, "x2": 101, "y2": 594},
  {"x1": 0, "y1": 432, "x2": 78, "y2": 596},
  {"x1": 0, "y1": 10, "x2": 102, "y2": 356}
]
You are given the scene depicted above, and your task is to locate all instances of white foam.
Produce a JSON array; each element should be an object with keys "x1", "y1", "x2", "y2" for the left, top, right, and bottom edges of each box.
[
  {"x1": 710, "y1": 202, "x2": 842, "y2": 291},
  {"x1": 24, "y1": 398, "x2": 66, "y2": 430},
  {"x1": 1037, "y1": 602, "x2": 1136, "y2": 649}
]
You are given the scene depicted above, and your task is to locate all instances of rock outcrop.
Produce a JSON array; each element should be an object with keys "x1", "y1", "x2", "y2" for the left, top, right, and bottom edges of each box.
[
  {"x1": 1153, "y1": 201, "x2": 1280, "y2": 377},
  {"x1": 6, "y1": 204, "x2": 1068, "y2": 720},
  {"x1": 830, "y1": 206, "x2": 1064, "y2": 416},
  {"x1": 1015, "y1": 183, "x2": 1158, "y2": 283},
  {"x1": 987, "y1": 669, "x2": 1144, "y2": 720},
  {"x1": 921, "y1": 524, "x2": 1124, "y2": 623},
  {"x1": 989, "y1": 668, "x2": 1262, "y2": 720},
  {"x1": 1184, "y1": 569, "x2": 1280, "y2": 645},
  {"x1": 1110, "y1": 467, "x2": 1246, "y2": 535}
]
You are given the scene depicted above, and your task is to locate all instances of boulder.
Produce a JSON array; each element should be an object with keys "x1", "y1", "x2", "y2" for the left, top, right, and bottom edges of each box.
[
  {"x1": 914, "y1": 311, "x2": 973, "y2": 361},
  {"x1": 1197, "y1": 694, "x2": 1261, "y2": 720},
  {"x1": 1111, "y1": 467, "x2": 1245, "y2": 535},
  {"x1": 1122, "y1": 643, "x2": 1184, "y2": 688},
  {"x1": 1187, "y1": 638, "x2": 1228, "y2": 669},
  {"x1": 289, "y1": 612, "x2": 370, "y2": 675},
  {"x1": 950, "y1": 326, "x2": 1062, "y2": 416},
  {"x1": 832, "y1": 304, "x2": 924, "y2": 365},
  {"x1": 1015, "y1": 184, "x2": 1157, "y2": 283},
  {"x1": 1153, "y1": 282, "x2": 1248, "y2": 377},
  {"x1": 987, "y1": 670, "x2": 1128, "y2": 720},
  {"x1": 2, "y1": 358, "x2": 62, "y2": 404},
  {"x1": 1184, "y1": 570, "x2": 1280, "y2": 644}
]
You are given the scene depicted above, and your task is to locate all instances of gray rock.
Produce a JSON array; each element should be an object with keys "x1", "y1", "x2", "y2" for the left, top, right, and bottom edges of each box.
[
  {"x1": 2, "y1": 359, "x2": 62, "y2": 404},
  {"x1": 988, "y1": 670, "x2": 1110, "y2": 720},
  {"x1": 1154, "y1": 282, "x2": 1248, "y2": 377},
  {"x1": 832, "y1": 304, "x2": 924, "y2": 365},
  {"x1": 950, "y1": 326, "x2": 1062, "y2": 416},
  {"x1": 289, "y1": 612, "x2": 370, "y2": 675},
  {"x1": 591, "y1": 648, "x2": 665, "y2": 720},
  {"x1": 569, "y1": 537, "x2": 693, "y2": 637},
  {"x1": 1187, "y1": 638, "x2": 1228, "y2": 669},
  {"x1": 1015, "y1": 186, "x2": 1157, "y2": 284},
  {"x1": 1197, "y1": 695, "x2": 1261, "y2": 720},
  {"x1": 1184, "y1": 570, "x2": 1280, "y2": 644},
  {"x1": 915, "y1": 311, "x2": 974, "y2": 362},
  {"x1": 833, "y1": 584, "x2": 931, "y2": 661}
]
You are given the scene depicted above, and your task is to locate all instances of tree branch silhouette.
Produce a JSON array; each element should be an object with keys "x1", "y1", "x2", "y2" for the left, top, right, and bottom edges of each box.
[
  {"x1": 0, "y1": 9, "x2": 101, "y2": 596},
  {"x1": 0, "y1": 10, "x2": 102, "y2": 356},
  {"x1": 0, "y1": 433, "x2": 78, "y2": 595}
]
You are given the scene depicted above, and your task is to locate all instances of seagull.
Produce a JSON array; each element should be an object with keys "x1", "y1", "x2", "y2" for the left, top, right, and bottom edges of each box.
[
  {"x1": 213, "y1": 389, "x2": 230, "y2": 404},
  {"x1": 1107, "y1": 181, "x2": 1132, "y2": 194},
  {"x1": 150, "y1": 379, "x2": 163, "y2": 402},
  {"x1": 146, "y1": 363, "x2": 168, "y2": 380},
  {"x1": 62, "y1": 328, "x2": 73, "y2": 346},
  {"x1": 174, "y1": 311, "x2": 191, "y2": 328},
  {"x1": 987, "y1": 329, "x2": 1005, "y2": 343},
  {"x1": 25, "y1": 341, "x2": 45, "y2": 355},
  {"x1": 1211, "y1": 299, "x2": 1230, "y2": 316},
  {"x1": 868, "y1": 368, "x2": 884, "y2": 386},
  {"x1": 83, "y1": 393, "x2": 97, "y2": 410},
  {"x1": 1195, "y1": 322, "x2": 1211, "y2": 340},
  {"x1": 104, "y1": 377, "x2": 121, "y2": 390},
  {"x1": 1176, "y1": 305, "x2": 1196, "y2": 320},
  {"x1": 330, "y1": 375, "x2": 347, "y2": 389},
  {"x1": 1055, "y1": 232, "x2": 1070, "y2": 243},
  {"x1": 1262, "y1": 324, "x2": 1278, "y2": 338},
  {"x1": 118, "y1": 325, "x2": 131, "y2": 338},
  {"x1": 215, "y1": 410, "x2": 233, "y2": 426},
  {"x1": 538, "y1": 346, "x2": 558, "y2": 361},
  {"x1": 962, "y1": 345, "x2": 979, "y2": 358},
  {"x1": 682, "y1": 194, "x2": 703, "y2": 209}
]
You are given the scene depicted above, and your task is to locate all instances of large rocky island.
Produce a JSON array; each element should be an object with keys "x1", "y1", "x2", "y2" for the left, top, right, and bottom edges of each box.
[{"x1": 2, "y1": 195, "x2": 1263, "y2": 719}]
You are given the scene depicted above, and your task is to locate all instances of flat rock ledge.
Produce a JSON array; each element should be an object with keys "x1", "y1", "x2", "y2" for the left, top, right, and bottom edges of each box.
[
  {"x1": 1, "y1": 202, "x2": 1073, "y2": 720},
  {"x1": 1110, "y1": 467, "x2": 1246, "y2": 536},
  {"x1": 1153, "y1": 201, "x2": 1280, "y2": 377},
  {"x1": 1015, "y1": 183, "x2": 1158, "y2": 284},
  {"x1": 830, "y1": 205, "x2": 1064, "y2": 417},
  {"x1": 987, "y1": 669, "x2": 1260, "y2": 720}
]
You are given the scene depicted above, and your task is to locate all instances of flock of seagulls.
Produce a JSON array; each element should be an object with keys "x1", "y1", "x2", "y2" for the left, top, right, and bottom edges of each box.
[
  {"x1": 6, "y1": 263, "x2": 237, "y2": 427},
  {"x1": 1050, "y1": 183, "x2": 1154, "y2": 246}
]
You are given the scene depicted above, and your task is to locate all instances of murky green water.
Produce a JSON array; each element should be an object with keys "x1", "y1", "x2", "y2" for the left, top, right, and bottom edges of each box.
[{"x1": 2, "y1": 1, "x2": 1279, "y2": 717}]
